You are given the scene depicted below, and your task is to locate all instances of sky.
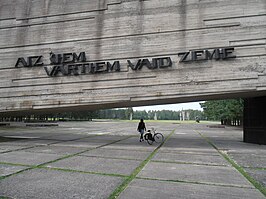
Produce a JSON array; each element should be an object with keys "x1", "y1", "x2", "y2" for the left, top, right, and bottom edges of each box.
[{"x1": 133, "y1": 101, "x2": 204, "y2": 111}]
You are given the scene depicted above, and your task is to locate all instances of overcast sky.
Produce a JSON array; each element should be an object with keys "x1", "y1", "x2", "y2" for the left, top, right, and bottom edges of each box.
[{"x1": 133, "y1": 101, "x2": 204, "y2": 111}]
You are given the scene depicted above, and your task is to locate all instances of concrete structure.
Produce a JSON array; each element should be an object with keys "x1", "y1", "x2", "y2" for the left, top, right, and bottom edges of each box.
[{"x1": 0, "y1": 0, "x2": 266, "y2": 143}]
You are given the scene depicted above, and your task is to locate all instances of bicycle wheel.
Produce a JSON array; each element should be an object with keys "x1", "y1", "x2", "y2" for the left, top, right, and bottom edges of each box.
[
  {"x1": 154, "y1": 133, "x2": 164, "y2": 143},
  {"x1": 144, "y1": 134, "x2": 149, "y2": 140},
  {"x1": 147, "y1": 138, "x2": 154, "y2": 145}
]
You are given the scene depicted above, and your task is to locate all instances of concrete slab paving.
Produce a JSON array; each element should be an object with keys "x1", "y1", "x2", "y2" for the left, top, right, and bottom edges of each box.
[
  {"x1": 12, "y1": 138, "x2": 59, "y2": 145},
  {"x1": 118, "y1": 179, "x2": 266, "y2": 199},
  {"x1": 0, "y1": 122, "x2": 265, "y2": 198},
  {"x1": 52, "y1": 140, "x2": 108, "y2": 148},
  {"x1": 22, "y1": 145, "x2": 89, "y2": 155},
  {"x1": 0, "y1": 140, "x2": 34, "y2": 146},
  {"x1": 0, "y1": 145, "x2": 32, "y2": 153},
  {"x1": 47, "y1": 155, "x2": 142, "y2": 175},
  {"x1": 159, "y1": 147, "x2": 218, "y2": 154},
  {"x1": 228, "y1": 153, "x2": 266, "y2": 168},
  {"x1": 245, "y1": 168, "x2": 266, "y2": 187},
  {"x1": 0, "y1": 164, "x2": 29, "y2": 177},
  {"x1": 0, "y1": 168, "x2": 123, "y2": 199},
  {"x1": 152, "y1": 152, "x2": 230, "y2": 166},
  {"x1": 102, "y1": 137, "x2": 157, "y2": 151},
  {"x1": 50, "y1": 135, "x2": 129, "y2": 148},
  {"x1": 159, "y1": 136, "x2": 218, "y2": 154},
  {"x1": 79, "y1": 148, "x2": 151, "y2": 160},
  {"x1": 41, "y1": 133, "x2": 91, "y2": 141},
  {"x1": 88, "y1": 135, "x2": 128, "y2": 141},
  {"x1": 0, "y1": 151, "x2": 63, "y2": 165},
  {"x1": 137, "y1": 162, "x2": 253, "y2": 187}
]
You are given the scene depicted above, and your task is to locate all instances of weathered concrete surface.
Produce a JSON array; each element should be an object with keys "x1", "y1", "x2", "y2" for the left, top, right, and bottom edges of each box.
[
  {"x1": 22, "y1": 145, "x2": 89, "y2": 155},
  {"x1": 0, "y1": 169, "x2": 124, "y2": 199},
  {"x1": 0, "y1": 164, "x2": 29, "y2": 177},
  {"x1": 0, "y1": 151, "x2": 63, "y2": 165},
  {"x1": 138, "y1": 162, "x2": 253, "y2": 187},
  {"x1": 119, "y1": 179, "x2": 265, "y2": 199},
  {"x1": 47, "y1": 156, "x2": 142, "y2": 176},
  {"x1": 152, "y1": 152, "x2": 230, "y2": 166},
  {"x1": 245, "y1": 169, "x2": 266, "y2": 187},
  {"x1": 0, "y1": 121, "x2": 265, "y2": 198},
  {"x1": 80, "y1": 148, "x2": 151, "y2": 160},
  {"x1": 0, "y1": 0, "x2": 266, "y2": 115},
  {"x1": 228, "y1": 153, "x2": 266, "y2": 168}
]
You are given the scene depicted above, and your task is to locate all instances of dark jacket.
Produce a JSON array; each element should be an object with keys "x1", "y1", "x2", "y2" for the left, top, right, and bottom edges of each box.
[{"x1": 137, "y1": 122, "x2": 146, "y2": 132}]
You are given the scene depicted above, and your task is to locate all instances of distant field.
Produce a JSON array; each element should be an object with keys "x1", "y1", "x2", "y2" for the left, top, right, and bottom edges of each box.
[{"x1": 93, "y1": 119, "x2": 220, "y2": 124}]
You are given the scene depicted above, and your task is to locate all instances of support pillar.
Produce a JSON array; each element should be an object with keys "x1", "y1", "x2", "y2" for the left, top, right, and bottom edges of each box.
[{"x1": 243, "y1": 96, "x2": 266, "y2": 144}]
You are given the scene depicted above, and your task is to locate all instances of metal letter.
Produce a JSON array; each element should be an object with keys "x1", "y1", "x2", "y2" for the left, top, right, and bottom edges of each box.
[
  {"x1": 178, "y1": 52, "x2": 190, "y2": 62},
  {"x1": 127, "y1": 59, "x2": 141, "y2": 70},
  {"x1": 107, "y1": 61, "x2": 120, "y2": 72},
  {"x1": 140, "y1": 59, "x2": 152, "y2": 69},
  {"x1": 73, "y1": 52, "x2": 86, "y2": 63},
  {"x1": 214, "y1": 48, "x2": 225, "y2": 60},
  {"x1": 158, "y1": 57, "x2": 172, "y2": 68},
  {"x1": 224, "y1": 47, "x2": 236, "y2": 59},
  {"x1": 204, "y1": 50, "x2": 216, "y2": 60},
  {"x1": 95, "y1": 62, "x2": 106, "y2": 73},
  {"x1": 191, "y1": 51, "x2": 204, "y2": 61},
  {"x1": 67, "y1": 65, "x2": 79, "y2": 75},
  {"x1": 28, "y1": 56, "x2": 43, "y2": 67},
  {"x1": 63, "y1": 53, "x2": 73, "y2": 63},
  {"x1": 50, "y1": 53, "x2": 62, "y2": 64},
  {"x1": 15, "y1": 57, "x2": 28, "y2": 68},
  {"x1": 44, "y1": 66, "x2": 56, "y2": 76}
]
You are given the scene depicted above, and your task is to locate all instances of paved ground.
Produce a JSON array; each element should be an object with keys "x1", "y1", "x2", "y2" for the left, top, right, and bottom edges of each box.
[{"x1": 0, "y1": 121, "x2": 265, "y2": 199}]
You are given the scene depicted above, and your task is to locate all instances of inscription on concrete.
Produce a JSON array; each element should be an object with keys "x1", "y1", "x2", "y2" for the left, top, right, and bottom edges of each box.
[{"x1": 14, "y1": 47, "x2": 236, "y2": 77}]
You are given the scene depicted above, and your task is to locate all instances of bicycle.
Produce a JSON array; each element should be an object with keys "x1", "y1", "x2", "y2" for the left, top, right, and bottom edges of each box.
[{"x1": 144, "y1": 128, "x2": 164, "y2": 145}]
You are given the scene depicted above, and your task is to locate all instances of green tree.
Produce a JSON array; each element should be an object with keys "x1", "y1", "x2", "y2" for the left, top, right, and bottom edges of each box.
[{"x1": 200, "y1": 99, "x2": 243, "y2": 125}]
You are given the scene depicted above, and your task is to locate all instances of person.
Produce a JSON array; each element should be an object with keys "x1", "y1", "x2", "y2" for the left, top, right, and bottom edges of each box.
[
  {"x1": 137, "y1": 119, "x2": 146, "y2": 142},
  {"x1": 195, "y1": 116, "x2": 200, "y2": 123}
]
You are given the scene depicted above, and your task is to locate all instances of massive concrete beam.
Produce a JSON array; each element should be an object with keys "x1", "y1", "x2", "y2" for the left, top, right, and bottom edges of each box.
[{"x1": 0, "y1": 0, "x2": 266, "y2": 116}]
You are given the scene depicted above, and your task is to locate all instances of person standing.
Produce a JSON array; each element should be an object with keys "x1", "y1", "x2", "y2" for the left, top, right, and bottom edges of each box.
[{"x1": 137, "y1": 119, "x2": 146, "y2": 142}]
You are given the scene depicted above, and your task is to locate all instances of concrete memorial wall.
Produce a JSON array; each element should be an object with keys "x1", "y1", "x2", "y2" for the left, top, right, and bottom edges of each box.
[{"x1": 0, "y1": 0, "x2": 266, "y2": 116}]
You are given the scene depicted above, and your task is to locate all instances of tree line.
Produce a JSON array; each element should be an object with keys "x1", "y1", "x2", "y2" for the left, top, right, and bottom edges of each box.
[
  {"x1": 200, "y1": 99, "x2": 243, "y2": 126},
  {"x1": 0, "y1": 109, "x2": 203, "y2": 122},
  {"x1": 0, "y1": 98, "x2": 244, "y2": 126}
]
